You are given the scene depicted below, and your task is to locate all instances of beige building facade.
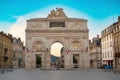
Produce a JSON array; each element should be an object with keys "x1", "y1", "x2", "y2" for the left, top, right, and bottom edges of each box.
[
  {"x1": 89, "y1": 35, "x2": 102, "y2": 68},
  {"x1": 25, "y1": 8, "x2": 90, "y2": 69},
  {"x1": 0, "y1": 31, "x2": 12, "y2": 68},
  {"x1": 12, "y1": 37, "x2": 25, "y2": 68},
  {"x1": 112, "y1": 16, "x2": 120, "y2": 70},
  {"x1": 101, "y1": 25, "x2": 114, "y2": 67},
  {"x1": 101, "y1": 16, "x2": 120, "y2": 69}
]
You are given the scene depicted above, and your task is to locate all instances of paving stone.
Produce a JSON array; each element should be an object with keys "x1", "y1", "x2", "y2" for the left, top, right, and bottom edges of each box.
[{"x1": 0, "y1": 69, "x2": 120, "y2": 80}]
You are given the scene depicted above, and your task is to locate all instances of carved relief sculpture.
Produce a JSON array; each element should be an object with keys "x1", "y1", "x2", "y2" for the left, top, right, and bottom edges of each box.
[
  {"x1": 72, "y1": 41, "x2": 81, "y2": 49},
  {"x1": 47, "y1": 8, "x2": 67, "y2": 18}
]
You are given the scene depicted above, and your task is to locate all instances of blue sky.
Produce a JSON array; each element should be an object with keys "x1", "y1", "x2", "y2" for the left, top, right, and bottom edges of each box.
[{"x1": 0, "y1": 0, "x2": 120, "y2": 41}]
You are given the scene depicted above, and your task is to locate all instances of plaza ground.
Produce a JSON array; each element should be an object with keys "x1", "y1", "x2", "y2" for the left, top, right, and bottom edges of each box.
[{"x1": 0, "y1": 69, "x2": 120, "y2": 80}]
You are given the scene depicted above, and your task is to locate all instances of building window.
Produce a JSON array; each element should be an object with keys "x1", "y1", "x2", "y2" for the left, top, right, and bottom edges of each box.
[
  {"x1": 108, "y1": 52, "x2": 109, "y2": 58},
  {"x1": 114, "y1": 47, "x2": 116, "y2": 53},
  {"x1": 114, "y1": 27, "x2": 116, "y2": 32},
  {"x1": 119, "y1": 46, "x2": 120, "y2": 52},
  {"x1": 110, "y1": 41, "x2": 112, "y2": 47},
  {"x1": 102, "y1": 53, "x2": 103, "y2": 58},
  {"x1": 108, "y1": 43, "x2": 109, "y2": 48},
  {"x1": 117, "y1": 25, "x2": 119, "y2": 30},
  {"x1": 117, "y1": 47, "x2": 119, "y2": 53},
  {"x1": 105, "y1": 52, "x2": 106, "y2": 58},
  {"x1": 105, "y1": 43, "x2": 106, "y2": 49},
  {"x1": 110, "y1": 52, "x2": 112, "y2": 57},
  {"x1": 13, "y1": 52, "x2": 16, "y2": 58},
  {"x1": 103, "y1": 44, "x2": 104, "y2": 49},
  {"x1": 103, "y1": 53, "x2": 105, "y2": 58}
]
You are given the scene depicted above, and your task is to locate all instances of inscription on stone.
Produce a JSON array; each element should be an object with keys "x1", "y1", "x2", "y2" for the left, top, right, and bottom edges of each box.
[{"x1": 50, "y1": 22, "x2": 65, "y2": 27}]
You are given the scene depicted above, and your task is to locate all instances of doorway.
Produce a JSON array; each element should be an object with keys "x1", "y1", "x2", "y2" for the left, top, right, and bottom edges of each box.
[
  {"x1": 35, "y1": 54, "x2": 42, "y2": 68},
  {"x1": 73, "y1": 54, "x2": 79, "y2": 68}
]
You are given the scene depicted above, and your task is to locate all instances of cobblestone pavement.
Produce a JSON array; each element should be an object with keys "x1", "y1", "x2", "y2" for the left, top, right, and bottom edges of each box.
[{"x1": 0, "y1": 69, "x2": 120, "y2": 80}]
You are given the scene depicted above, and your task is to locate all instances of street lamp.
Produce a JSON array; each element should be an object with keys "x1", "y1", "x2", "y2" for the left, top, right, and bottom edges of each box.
[{"x1": 3, "y1": 48, "x2": 8, "y2": 72}]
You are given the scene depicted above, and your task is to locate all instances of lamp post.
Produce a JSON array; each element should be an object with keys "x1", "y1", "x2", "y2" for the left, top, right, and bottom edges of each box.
[{"x1": 3, "y1": 48, "x2": 8, "y2": 72}]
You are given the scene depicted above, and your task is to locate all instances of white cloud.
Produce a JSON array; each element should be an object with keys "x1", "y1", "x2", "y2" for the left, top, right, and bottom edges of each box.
[
  {"x1": 8, "y1": 9, "x2": 48, "y2": 43},
  {"x1": 8, "y1": 17, "x2": 26, "y2": 43},
  {"x1": 7, "y1": 4, "x2": 119, "y2": 44},
  {"x1": 8, "y1": 5, "x2": 90, "y2": 43}
]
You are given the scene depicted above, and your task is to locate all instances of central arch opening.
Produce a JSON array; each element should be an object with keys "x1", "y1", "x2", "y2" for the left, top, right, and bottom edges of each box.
[
  {"x1": 50, "y1": 42, "x2": 64, "y2": 69},
  {"x1": 51, "y1": 42, "x2": 63, "y2": 57}
]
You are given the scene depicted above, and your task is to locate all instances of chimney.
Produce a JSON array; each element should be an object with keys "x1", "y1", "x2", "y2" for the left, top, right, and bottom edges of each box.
[
  {"x1": 118, "y1": 16, "x2": 120, "y2": 22},
  {"x1": 18, "y1": 38, "x2": 21, "y2": 41},
  {"x1": 89, "y1": 40, "x2": 91, "y2": 43},
  {"x1": 97, "y1": 35, "x2": 99, "y2": 38},
  {"x1": 0, "y1": 31, "x2": 4, "y2": 34}
]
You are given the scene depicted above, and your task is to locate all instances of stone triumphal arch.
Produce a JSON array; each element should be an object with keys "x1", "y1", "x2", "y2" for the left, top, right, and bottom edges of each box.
[{"x1": 25, "y1": 8, "x2": 90, "y2": 69}]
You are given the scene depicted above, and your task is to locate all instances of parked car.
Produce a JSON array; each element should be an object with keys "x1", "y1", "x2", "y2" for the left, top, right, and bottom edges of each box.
[
  {"x1": 100, "y1": 65, "x2": 107, "y2": 69},
  {"x1": 104, "y1": 65, "x2": 113, "y2": 69},
  {"x1": 100, "y1": 65, "x2": 113, "y2": 69}
]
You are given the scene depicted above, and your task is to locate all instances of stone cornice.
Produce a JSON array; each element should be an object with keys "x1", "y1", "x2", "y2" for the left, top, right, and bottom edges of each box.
[
  {"x1": 70, "y1": 50, "x2": 82, "y2": 52},
  {"x1": 26, "y1": 29, "x2": 89, "y2": 33},
  {"x1": 27, "y1": 18, "x2": 87, "y2": 22}
]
